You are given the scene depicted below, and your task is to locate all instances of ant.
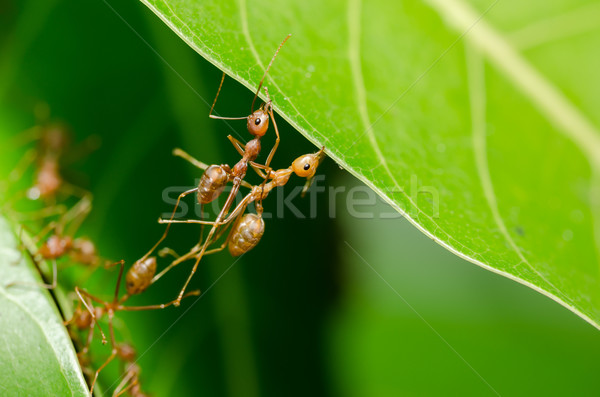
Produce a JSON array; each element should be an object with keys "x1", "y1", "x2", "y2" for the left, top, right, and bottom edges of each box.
[
  {"x1": 111, "y1": 343, "x2": 148, "y2": 397},
  {"x1": 67, "y1": 306, "x2": 147, "y2": 396},
  {"x1": 7, "y1": 195, "x2": 104, "y2": 290},
  {"x1": 135, "y1": 35, "x2": 292, "y2": 276},
  {"x1": 155, "y1": 147, "x2": 326, "y2": 304},
  {"x1": 73, "y1": 259, "x2": 200, "y2": 394},
  {"x1": 7, "y1": 118, "x2": 94, "y2": 205}
]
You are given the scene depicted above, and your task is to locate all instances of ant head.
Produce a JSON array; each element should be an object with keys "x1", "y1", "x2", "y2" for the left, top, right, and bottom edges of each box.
[
  {"x1": 291, "y1": 147, "x2": 326, "y2": 178},
  {"x1": 247, "y1": 104, "x2": 270, "y2": 137}
]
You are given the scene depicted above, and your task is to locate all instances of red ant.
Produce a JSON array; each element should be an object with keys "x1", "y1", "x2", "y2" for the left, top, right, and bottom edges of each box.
[
  {"x1": 154, "y1": 147, "x2": 326, "y2": 303},
  {"x1": 7, "y1": 196, "x2": 104, "y2": 289},
  {"x1": 135, "y1": 35, "x2": 292, "y2": 286},
  {"x1": 73, "y1": 259, "x2": 200, "y2": 394},
  {"x1": 111, "y1": 343, "x2": 148, "y2": 397},
  {"x1": 66, "y1": 305, "x2": 147, "y2": 396},
  {"x1": 8, "y1": 119, "x2": 93, "y2": 205}
]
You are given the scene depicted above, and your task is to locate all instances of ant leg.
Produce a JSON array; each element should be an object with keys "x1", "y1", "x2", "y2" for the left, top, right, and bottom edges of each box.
[
  {"x1": 59, "y1": 185, "x2": 92, "y2": 236},
  {"x1": 9, "y1": 148, "x2": 37, "y2": 183},
  {"x1": 30, "y1": 220, "x2": 59, "y2": 245},
  {"x1": 8, "y1": 125, "x2": 42, "y2": 148},
  {"x1": 158, "y1": 218, "x2": 227, "y2": 225},
  {"x1": 226, "y1": 135, "x2": 246, "y2": 157},
  {"x1": 177, "y1": 248, "x2": 208, "y2": 306},
  {"x1": 118, "y1": 290, "x2": 201, "y2": 311},
  {"x1": 152, "y1": 208, "x2": 240, "y2": 285},
  {"x1": 158, "y1": 206, "x2": 243, "y2": 226},
  {"x1": 248, "y1": 161, "x2": 274, "y2": 179},
  {"x1": 76, "y1": 287, "x2": 109, "y2": 344},
  {"x1": 113, "y1": 370, "x2": 137, "y2": 397},
  {"x1": 205, "y1": 214, "x2": 235, "y2": 248},
  {"x1": 197, "y1": 203, "x2": 205, "y2": 247},
  {"x1": 151, "y1": 245, "x2": 202, "y2": 284},
  {"x1": 174, "y1": 187, "x2": 250, "y2": 305},
  {"x1": 82, "y1": 317, "x2": 96, "y2": 355},
  {"x1": 14, "y1": 204, "x2": 68, "y2": 223},
  {"x1": 90, "y1": 312, "x2": 118, "y2": 395},
  {"x1": 111, "y1": 260, "x2": 127, "y2": 304},
  {"x1": 153, "y1": 193, "x2": 250, "y2": 286},
  {"x1": 255, "y1": 169, "x2": 272, "y2": 210},
  {"x1": 264, "y1": 92, "x2": 281, "y2": 169},
  {"x1": 172, "y1": 148, "x2": 209, "y2": 170},
  {"x1": 139, "y1": 187, "x2": 198, "y2": 263},
  {"x1": 158, "y1": 247, "x2": 180, "y2": 259},
  {"x1": 203, "y1": 210, "x2": 244, "y2": 255},
  {"x1": 174, "y1": 188, "x2": 239, "y2": 305},
  {"x1": 159, "y1": 196, "x2": 251, "y2": 227}
]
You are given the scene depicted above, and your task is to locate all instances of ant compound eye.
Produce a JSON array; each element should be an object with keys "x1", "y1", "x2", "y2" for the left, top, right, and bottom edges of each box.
[
  {"x1": 254, "y1": 117, "x2": 261, "y2": 126},
  {"x1": 303, "y1": 163, "x2": 310, "y2": 171}
]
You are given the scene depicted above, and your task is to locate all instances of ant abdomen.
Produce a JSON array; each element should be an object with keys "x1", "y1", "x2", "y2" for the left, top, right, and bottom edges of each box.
[
  {"x1": 197, "y1": 165, "x2": 230, "y2": 204},
  {"x1": 125, "y1": 257, "x2": 156, "y2": 295},
  {"x1": 228, "y1": 213, "x2": 265, "y2": 257}
]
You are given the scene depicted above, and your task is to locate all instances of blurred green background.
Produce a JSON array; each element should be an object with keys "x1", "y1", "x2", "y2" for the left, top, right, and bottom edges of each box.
[{"x1": 2, "y1": 1, "x2": 600, "y2": 396}]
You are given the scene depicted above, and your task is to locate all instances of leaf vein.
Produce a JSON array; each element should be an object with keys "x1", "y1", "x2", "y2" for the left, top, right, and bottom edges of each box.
[
  {"x1": 347, "y1": 0, "x2": 477, "y2": 257},
  {"x1": 465, "y1": 44, "x2": 577, "y2": 308}
]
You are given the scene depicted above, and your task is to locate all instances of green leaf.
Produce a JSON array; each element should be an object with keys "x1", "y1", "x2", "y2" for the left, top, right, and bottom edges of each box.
[
  {"x1": 0, "y1": 215, "x2": 89, "y2": 396},
  {"x1": 140, "y1": 0, "x2": 600, "y2": 328}
]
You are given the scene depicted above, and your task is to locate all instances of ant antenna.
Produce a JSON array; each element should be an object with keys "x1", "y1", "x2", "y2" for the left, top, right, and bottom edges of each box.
[
  {"x1": 209, "y1": 73, "x2": 236, "y2": 119},
  {"x1": 250, "y1": 34, "x2": 292, "y2": 113}
]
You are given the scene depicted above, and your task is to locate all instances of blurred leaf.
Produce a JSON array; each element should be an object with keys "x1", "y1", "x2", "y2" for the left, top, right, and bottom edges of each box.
[
  {"x1": 0, "y1": 215, "x2": 88, "y2": 396},
  {"x1": 139, "y1": 0, "x2": 600, "y2": 329}
]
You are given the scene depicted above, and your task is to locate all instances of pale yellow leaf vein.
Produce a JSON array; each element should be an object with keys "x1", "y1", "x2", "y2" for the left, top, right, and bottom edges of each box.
[
  {"x1": 507, "y1": 2, "x2": 600, "y2": 50},
  {"x1": 347, "y1": 0, "x2": 476, "y2": 256},
  {"x1": 465, "y1": 45, "x2": 576, "y2": 308},
  {"x1": 425, "y1": 0, "x2": 600, "y2": 169},
  {"x1": 427, "y1": 0, "x2": 600, "y2": 296}
]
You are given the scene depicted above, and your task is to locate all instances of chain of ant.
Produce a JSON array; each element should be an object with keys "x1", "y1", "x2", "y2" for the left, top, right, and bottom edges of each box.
[
  {"x1": 4, "y1": 120, "x2": 164, "y2": 396},
  {"x1": 5, "y1": 34, "x2": 326, "y2": 397}
]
